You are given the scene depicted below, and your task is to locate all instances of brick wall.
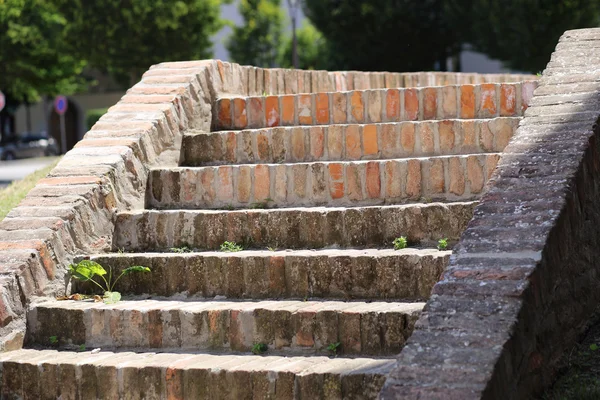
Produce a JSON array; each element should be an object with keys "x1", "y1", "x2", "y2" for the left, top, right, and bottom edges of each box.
[{"x1": 380, "y1": 28, "x2": 600, "y2": 399}]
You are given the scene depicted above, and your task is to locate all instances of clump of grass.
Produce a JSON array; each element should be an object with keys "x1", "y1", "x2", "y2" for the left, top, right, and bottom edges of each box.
[
  {"x1": 251, "y1": 343, "x2": 268, "y2": 355},
  {"x1": 220, "y1": 241, "x2": 243, "y2": 252},
  {"x1": 393, "y1": 236, "x2": 407, "y2": 250},
  {"x1": 327, "y1": 342, "x2": 341, "y2": 357},
  {"x1": 170, "y1": 246, "x2": 192, "y2": 253}
]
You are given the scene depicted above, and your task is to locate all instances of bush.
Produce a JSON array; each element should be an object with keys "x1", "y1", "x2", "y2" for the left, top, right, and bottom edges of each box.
[{"x1": 86, "y1": 108, "x2": 108, "y2": 129}]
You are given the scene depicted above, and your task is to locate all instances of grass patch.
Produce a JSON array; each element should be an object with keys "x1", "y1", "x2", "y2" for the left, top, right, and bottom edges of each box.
[
  {"x1": 0, "y1": 158, "x2": 60, "y2": 221},
  {"x1": 543, "y1": 322, "x2": 600, "y2": 399}
]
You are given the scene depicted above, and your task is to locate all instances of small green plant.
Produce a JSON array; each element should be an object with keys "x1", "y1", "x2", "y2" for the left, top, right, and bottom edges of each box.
[
  {"x1": 393, "y1": 236, "x2": 408, "y2": 250},
  {"x1": 267, "y1": 246, "x2": 276, "y2": 252},
  {"x1": 49, "y1": 336, "x2": 58, "y2": 345},
  {"x1": 170, "y1": 246, "x2": 192, "y2": 253},
  {"x1": 224, "y1": 204, "x2": 235, "y2": 211},
  {"x1": 437, "y1": 238, "x2": 449, "y2": 251},
  {"x1": 78, "y1": 344, "x2": 86, "y2": 352},
  {"x1": 68, "y1": 260, "x2": 151, "y2": 304},
  {"x1": 251, "y1": 343, "x2": 268, "y2": 355},
  {"x1": 220, "y1": 241, "x2": 244, "y2": 252},
  {"x1": 327, "y1": 342, "x2": 341, "y2": 356},
  {"x1": 591, "y1": 344, "x2": 598, "y2": 351},
  {"x1": 536, "y1": 71, "x2": 543, "y2": 77}
]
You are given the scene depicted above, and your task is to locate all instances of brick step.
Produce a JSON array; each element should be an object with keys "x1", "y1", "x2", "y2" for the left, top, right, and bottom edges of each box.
[
  {"x1": 80, "y1": 248, "x2": 450, "y2": 300},
  {"x1": 148, "y1": 154, "x2": 499, "y2": 210},
  {"x1": 27, "y1": 299, "x2": 423, "y2": 356},
  {"x1": 0, "y1": 348, "x2": 393, "y2": 399},
  {"x1": 214, "y1": 81, "x2": 537, "y2": 130},
  {"x1": 183, "y1": 118, "x2": 518, "y2": 166},
  {"x1": 114, "y1": 202, "x2": 476, "y2": 252}
]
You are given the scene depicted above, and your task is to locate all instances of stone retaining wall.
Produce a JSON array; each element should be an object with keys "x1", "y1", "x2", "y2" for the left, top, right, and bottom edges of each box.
[{"x1": 380, "y1": 28, "x2": 600, "y2": 399}]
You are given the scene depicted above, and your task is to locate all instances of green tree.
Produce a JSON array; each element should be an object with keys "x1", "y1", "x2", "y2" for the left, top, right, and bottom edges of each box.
[
  {"x1": 0, "y1": 0, "x2": 85, "y2": 138},
  {"x1": 227, "y1": 0, "x2": 285, "y2": 67},
  {"x1": 279, "y1": 21, "x2": 328, "y2": 70},
  {"x1": 58, "y1": 0, "x2": 226, "y2": 86},
  {"x1": 303, "y1": 0, "x2": 460, "y2": 72},
  {"x1": 448, "y1": 0, "x2": 600, "y2": 73}
]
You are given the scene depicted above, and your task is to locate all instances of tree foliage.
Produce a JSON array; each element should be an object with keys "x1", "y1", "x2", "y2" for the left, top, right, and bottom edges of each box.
[
  {"x1": 227, "y1": 0, "x2": 285, "y2": 67},
  {"x1": 302, "y1": 0, "x2": 459, "y2": 72},
  {"x1": 57, "y1": 0, "x2": 226, "y2": 86},
  {"x1": 0, "y1": 0, "x2": 85, "y2": 104},
  {"x1": 279, "y1": 21, "x2": 328, "y2": 70},
  {"x1": 447, "y1": 0, "x2": 600, "y2": 72}
]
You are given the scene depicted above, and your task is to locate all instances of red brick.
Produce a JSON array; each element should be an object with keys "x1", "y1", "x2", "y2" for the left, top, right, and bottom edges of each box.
[
  {"x1": 423, "y1": 88, "x2": 438, "y2": 120},
  {"x1": 332, "y1": 92, "x2": 347, "y2": 124},
  {"x1": 237, "y1": 166, "x2": 252, "y2": 203},
  {"x1": 350, "y1": 91, "x2": 364, "y2": 123},
  {"x1": 406, "y1": 159, "x2": 422, "y2": 198},
  {"x1": 224, "y1": 132, "x2": 237, "y2": 163},
  {"x1": 247, "y1": 97, "x2": 264, "y2": 128},
  {"x1": 381, "y1": 124, "x2": 399, "y2": 158},
  {"x1": 346, "y1": 164, "x2": 363, "y2": 201},
  {"x1": 217, "y1": 98, "x2": 232, "y2": 128},
  {"x1": 309, "y1": 127, "x2": 325, "y2": 159},
  {"x1": 460, "y1": 85, "x2": 475, "y2": 119},
  {"x1": 404, "y1": 89, "x2": 418, "y2": 120},
  {"x1": 256, "y1": 133, "x2": 270, "y2": 161},
  {"x1": 479, "y1": 83, "x2": 497, "y2": 117},
  {"x1": 367, "y1": 90, "x2": 382, "y2": 122},
  {"x1": 233, "y1": 98, "x2": 247, "y2": 129},
  {"x1": 327, "y1": 126, "x2": 343, "y2": 159},
  {"x1": 281, "y1": 95, "x2": 295, "y2": 125},
  {"x1": 254, "y1": 165, "x2": 271, "y2": 202},
  {"x1": 439, "y1": 121, "x2": 456, "y2": 153},
  {"x1": 315, "y1": 93, "x2": 329, "y2": 124},
  {"x1": 328, "y1": 163, "x2": 345, "y2": 199},
  {"x1": 298, "y1": 94, "x2": 313, "y2": 125},
  {"x1": 216, "y1": 166, "x2": 233, "y2": 201},
  {"x1": 366, "y1": 162, "x2": 381, "y2": 198},
  {"x1": 363, "y1": 125, "x2": 378, "y2": 156},
  {"x1": 37, "y1": 176, "x2": 102, "y2": 186},
  {"x1": 400, "y1": 123, "x2": 415, "y2": 153},
  {"x1": 291, "y1": 127, "x2": 306, "y2": 160},
  {"x1": 265, "y1": 96, "x2": 280, "y2": 127},
  {"x1": 345, "y1": 125, "x2": 361, "y2": 159},
  {"x1": 500, "y1": 84, "x2": 517, "y2": 116},
  {"x1": 386, "y1": 89, "x2": 400, "y2": 121}
]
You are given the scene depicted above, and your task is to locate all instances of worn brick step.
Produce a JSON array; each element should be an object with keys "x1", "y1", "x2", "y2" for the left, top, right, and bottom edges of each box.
[
  {"x1": 183, "y1": 118, "x2": 518, "y2": 166},
  {"x1": 214, "y1": 81, "x2": 538, "y2": 130},
  {"x1": 148, "y1": 154, "x2": 499, "y2": 209},
  {"x1": 28, "y1": 299, "x2": 424, "y2": 356},
  {"x1": 115, "y1": 202, "x2": 476, "y2": 252},
  {"x1": 0, "y1": 348, "x2": 393, "y2": 399},
  {"x1": 82, "y1": 248, "x2": 450, "y2": 300}
]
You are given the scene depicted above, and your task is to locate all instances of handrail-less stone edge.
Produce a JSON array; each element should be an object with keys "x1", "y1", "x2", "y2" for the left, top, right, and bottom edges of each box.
[
  {"x1": 380, "y1": 28, "x2": 600, "y2": 399},
  {"x1": 0, "y1": 60, "x2": 532, "y2": 352}
]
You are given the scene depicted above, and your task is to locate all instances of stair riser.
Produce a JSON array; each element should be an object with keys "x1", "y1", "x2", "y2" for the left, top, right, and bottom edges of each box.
[
  {"x1": 114, "y1": 202, "x2": 476, "y2": 252},
  {"x1": 214, "y1": 82, "x2": 537, "y2": 130},
  {"x1": 149, "y1": 154, "x2": 499, "y2": 209},
  {"x1": 184, "y1": 118, "x2": 518, "y2": 166},
  {"x1": 0, "y1": 353, "x2": 391, "y2": 400},
  {"x1": 82, "y1": 251, "x2": 449, "y2": 300},
  {"x1": 28, "y1": 302, "x2": 421, "y2": 356}
]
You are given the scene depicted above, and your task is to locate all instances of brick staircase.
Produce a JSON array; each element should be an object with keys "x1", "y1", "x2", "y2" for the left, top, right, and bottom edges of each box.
[{"x1": 0, "y1": 77, "x2": 536, "y2": 398}]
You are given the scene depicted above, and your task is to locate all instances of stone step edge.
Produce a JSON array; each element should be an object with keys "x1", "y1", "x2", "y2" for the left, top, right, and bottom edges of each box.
[
  {"x1": 114, "y1": 201, "x2": 476, "y2": 251},
  {"x1": 214, "y1": 81, "x2": 538, "y2": 130},
  {"x1": 79, "y1": 248, "x2": 450, "y2": 302},
  {"x1": 184, "y1": 117, "x2": 517, "y2": 166},
  {"x1": 0, "y1": 348, "x2": 394, "y2": 399}
]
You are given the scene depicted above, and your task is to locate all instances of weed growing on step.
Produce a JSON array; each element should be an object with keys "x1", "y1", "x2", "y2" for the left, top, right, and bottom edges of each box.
[
  {"x1": 267, "y1": 246, "x2": 276, "y2": 252},
  {"x1": 223, "y1": 204, "x2": 235, "y2": 211},
  {"x1": 68, "y1": 260, "x2": 150, "y2": 304},
  {"x1": 220, "y1": 241, "x2": 243, "y2": 252},
  {"x1": 327, "y1": 342, "x2": 341, "y2": 357},
  {"x1": 49, "y1": 336, "x2": 58, "y2": 346},
  {"x1": 170, "y1": 246, "x2": 192, "y2": 253},
  {"x1": 393, "y1": 236, "x2": 408, "y2": 250},
  {"x1": 78, "y1": 344, "x2": 86, "y2": 352},
  {"x1": 251, "y1": 343, "x2": 268, "y2": 355},
  {"x1": 437, "y1": 238, "x2": 448, "y2": 251}
]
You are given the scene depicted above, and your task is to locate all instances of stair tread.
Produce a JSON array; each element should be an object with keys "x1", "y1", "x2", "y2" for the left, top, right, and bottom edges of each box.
[
  {"x1": 91, "y1": 247, "x2": 451, "y2": 258},
  {"x1": 122, "y1": 200, "x2": 478, "y2": 215},
  {"x1": 154, "y1": 152, "x2": 502, "y2": 171},
  {"x1": 0, "y1": 348, "x2": 395, "y2": 373},
  {"x1": 36, "y1": 298, "x2": 426, "y2": 313}
]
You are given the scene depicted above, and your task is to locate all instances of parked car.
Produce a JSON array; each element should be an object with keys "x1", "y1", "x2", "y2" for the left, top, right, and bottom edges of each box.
[{"x1": 0, "y1": 134, "x2": 59, "y2": 160}]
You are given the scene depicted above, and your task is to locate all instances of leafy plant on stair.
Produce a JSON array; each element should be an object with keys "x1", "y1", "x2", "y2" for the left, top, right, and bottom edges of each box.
[{"x1": 68, "y1": 260, "x2": 150, "y2": 304}]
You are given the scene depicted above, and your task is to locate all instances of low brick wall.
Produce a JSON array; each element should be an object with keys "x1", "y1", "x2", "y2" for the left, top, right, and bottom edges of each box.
[{"x1": 380, "y1": 28, "x2": 600, "y2": 399}]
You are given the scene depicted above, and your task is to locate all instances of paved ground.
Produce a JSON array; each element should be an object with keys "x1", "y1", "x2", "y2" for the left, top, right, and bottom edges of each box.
[{"x1": 0, "y1": 157, "x2": 58, "y2": 189}]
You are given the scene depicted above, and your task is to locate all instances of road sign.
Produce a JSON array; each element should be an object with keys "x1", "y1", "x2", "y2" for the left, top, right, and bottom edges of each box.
[
  {"x1": 0, "y1": 91, "x2": 5, "y2": 112},
  {"x1": 54, "y1": 95, "x2": 68, "y2": 115}
]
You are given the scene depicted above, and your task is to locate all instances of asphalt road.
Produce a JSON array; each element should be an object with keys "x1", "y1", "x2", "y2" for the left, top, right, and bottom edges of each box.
[{"x1": 0, "y1": 157, "x2": 58, "y2": 189}]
